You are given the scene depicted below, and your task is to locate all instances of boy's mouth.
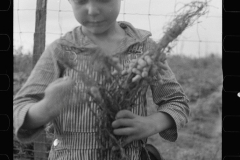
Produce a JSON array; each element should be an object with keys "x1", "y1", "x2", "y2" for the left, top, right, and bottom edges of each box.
[{"x1": 87, "y1": 20, "x2": 105, "y2": 26}]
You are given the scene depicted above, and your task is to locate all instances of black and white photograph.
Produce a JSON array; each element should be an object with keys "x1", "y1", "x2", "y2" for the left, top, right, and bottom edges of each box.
[{"x1": 13, "y1": 0, "x2": 222, "y2": 160}]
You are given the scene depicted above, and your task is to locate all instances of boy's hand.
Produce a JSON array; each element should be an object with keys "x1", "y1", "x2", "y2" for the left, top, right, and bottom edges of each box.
[
  {"x1": 43, "y1": 76, "x2": 75, "y2": 120},
  {"x1": 112, "y1": 110, "x2": 156, "y2": 147}
]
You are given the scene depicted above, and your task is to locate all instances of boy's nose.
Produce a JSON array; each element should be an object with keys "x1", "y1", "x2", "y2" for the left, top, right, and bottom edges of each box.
[{"x1": 86, "y1": 3, "x2": 100, "y2": 16}]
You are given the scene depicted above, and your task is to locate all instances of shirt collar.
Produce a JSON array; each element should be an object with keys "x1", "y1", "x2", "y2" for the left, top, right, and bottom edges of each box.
[{"x1": 59, "y1": 21, "x2": 152, "y2": 49}]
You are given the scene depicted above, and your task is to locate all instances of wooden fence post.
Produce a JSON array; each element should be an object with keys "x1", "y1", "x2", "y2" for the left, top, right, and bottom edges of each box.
[
  {"x1": 33, "y1": 0, "x2": 48, "y2": 160},
  {"x1": 33, "y1": 0, "x2": 47, "y2": 68}
]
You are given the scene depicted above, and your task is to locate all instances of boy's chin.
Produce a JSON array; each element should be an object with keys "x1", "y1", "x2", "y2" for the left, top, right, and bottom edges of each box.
[
  {"x1": 82, "y1": 25, "x2": 112, "y2": 35},
  {"x1": 88, "y1": 29, "x2": 106, "y2": 35}
]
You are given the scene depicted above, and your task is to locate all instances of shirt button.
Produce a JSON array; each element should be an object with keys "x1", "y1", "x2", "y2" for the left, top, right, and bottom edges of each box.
[{"x1": 53, "y1": 139, "x2": 59, "y2": 147}]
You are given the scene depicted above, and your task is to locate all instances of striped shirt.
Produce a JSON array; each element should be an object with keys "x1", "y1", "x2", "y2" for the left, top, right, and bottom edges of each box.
[{"x1": 13, "y1": 21, "x2": 190, "y2": 160}]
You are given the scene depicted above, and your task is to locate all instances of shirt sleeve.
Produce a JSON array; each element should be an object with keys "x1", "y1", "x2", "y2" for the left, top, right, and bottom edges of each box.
[
  {"x1": 13, "y1": 41, "x2": 61, "y2": 143},
  {"x1": 149, "y1": 60, "x2": 190, "y2": 142},
  {"x1": 145, "y1": 38, "x2": 190, "y2": 142}
]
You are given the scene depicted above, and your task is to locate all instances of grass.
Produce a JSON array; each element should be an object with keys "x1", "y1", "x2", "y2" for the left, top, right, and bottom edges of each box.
[
  {"x1": 146, "y1": 88, "x2": 222, "y2": 160},
  {"x1": 13, "y1": 49, "x2": 222, "y2": 160},
  {"x1": 145, "y1": 54, "x2": 222, "y2": 160}
]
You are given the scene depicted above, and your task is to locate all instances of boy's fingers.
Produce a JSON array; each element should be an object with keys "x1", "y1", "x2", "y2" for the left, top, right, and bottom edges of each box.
[
  {"x1": 113, "y1": 127, "x2": 134, "y2": 136},
  {"x1": 57, "y1": 77, "x2": 75, "y2": 87},
  {"x1": 156, "y1": 61, "x2": 168, "y2": 70},
  {"x1": 150, "y1": 66, "x2": 166, "y2": 76},
  {"x1": 115, "y1": 110, "x2": 136, "y2": 119},
  {"x1": 112, "y1": 119, "x2": 133, "y2": 128},
  {"x1": 159, "y1": 53, "x2": 167, "y2": 62},
  {"x1": 149, "y1": 61, "x2": 168, "y2": 76},
  {"x1": 51, "y1": 76, "x2": 69, "y2": 84},
  {"x1": 158, "y1": 69, "x2": 165, "y2": 76},
  {"x1": 46, "y1": 77, "x2": 75, "y2": 97}
]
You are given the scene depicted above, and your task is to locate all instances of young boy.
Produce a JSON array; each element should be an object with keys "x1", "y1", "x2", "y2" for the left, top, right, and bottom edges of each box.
[{"x1": 13, "y1": 0, "x2": 190, "y2": 159}]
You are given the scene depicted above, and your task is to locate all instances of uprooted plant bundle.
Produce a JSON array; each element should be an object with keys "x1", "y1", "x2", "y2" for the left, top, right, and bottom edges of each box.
[{"x1": 53, "y1": 1, "x2": 210, "y2": 159}]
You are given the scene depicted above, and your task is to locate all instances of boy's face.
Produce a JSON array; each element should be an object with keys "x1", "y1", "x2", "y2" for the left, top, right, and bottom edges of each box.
[{"x1": 69, "y1": 0, "x2": 121, "y2": 35}]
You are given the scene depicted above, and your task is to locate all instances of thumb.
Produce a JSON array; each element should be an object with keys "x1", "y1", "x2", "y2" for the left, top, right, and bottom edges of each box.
[
  {"x1": 51, "y1": 76, "x2": 73, "y2": 85},
  {"x1": 58, "y1": 77, "x2": 75, "y2": 88}
]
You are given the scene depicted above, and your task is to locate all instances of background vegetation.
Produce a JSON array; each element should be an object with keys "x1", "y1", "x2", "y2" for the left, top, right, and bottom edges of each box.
[
  {"x1": 13, "y1": 47, "x2": 222, "y2": 160},
  {"x1": 147, "y1": 54, "x2": 222, "y2": 160}
]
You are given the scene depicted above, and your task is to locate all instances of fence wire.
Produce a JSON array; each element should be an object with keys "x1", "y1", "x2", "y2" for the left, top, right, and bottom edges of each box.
[
  {"x1": 13, "y1": 0, "x2": 222, "y2": 160},
  {"x1": 14, "y1": 0, "x2": 222, "y2": 57}
]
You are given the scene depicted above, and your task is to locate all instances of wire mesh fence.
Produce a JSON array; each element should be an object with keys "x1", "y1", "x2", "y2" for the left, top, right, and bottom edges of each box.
[
  {"x1": 13, "y1": 0, "x2": 222, "y2": 160},
  {"x1": 14, "y1": 0, "x2": 222, "y2": 57}
]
